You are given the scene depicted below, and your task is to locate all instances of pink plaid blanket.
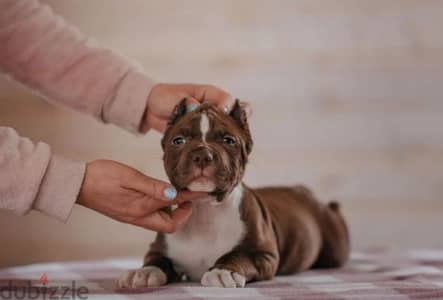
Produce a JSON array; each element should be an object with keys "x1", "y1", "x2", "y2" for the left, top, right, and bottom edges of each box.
[{"x1": 1, "y1": 249, "x2": 443, "y2": 299}]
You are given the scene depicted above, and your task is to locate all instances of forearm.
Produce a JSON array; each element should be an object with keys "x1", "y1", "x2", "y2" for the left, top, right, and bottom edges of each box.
[
  {"x1": 0, "y1": 127, "x2": 85, "y2": 221},
  {"x1": 0, "y1": 0, "x2": 155, "y2": 132}
]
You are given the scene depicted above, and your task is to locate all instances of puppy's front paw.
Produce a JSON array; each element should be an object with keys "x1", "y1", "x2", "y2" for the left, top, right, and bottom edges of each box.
[
  {"x1": 117, "y1": 266, "x2": 167, "y2": 288},
  {"x1": 201, "y1": 268, "x2": 246, "y2": 288}
]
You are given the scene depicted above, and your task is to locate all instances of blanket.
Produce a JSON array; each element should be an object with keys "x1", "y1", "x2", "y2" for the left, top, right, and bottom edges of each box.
[{"x1": 1, "y1": 249, "x2": 443, "y2": 299}]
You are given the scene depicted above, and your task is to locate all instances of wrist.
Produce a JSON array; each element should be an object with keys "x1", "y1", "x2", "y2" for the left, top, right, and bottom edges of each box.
[
  {"x1": 140, "y1": 83, "x2": 164, "y2": 133},
  {"x1": 76, "y1": 166, "x2": 88, "y2": 207},
  {"x1": 104, "y1": 71, "x2": 156, "y2": 133}
]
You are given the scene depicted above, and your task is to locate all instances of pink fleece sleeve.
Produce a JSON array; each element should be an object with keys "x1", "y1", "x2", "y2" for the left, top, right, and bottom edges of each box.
[
  {"x1": 0, "y1": 0, "x2": 155, "y2": 221},
  {"x1": 0, "y1": 0, "x2": 155, "y2": 132},
  {"x1": 0, "y1": 127, "x2": 85, "y2": 221}
]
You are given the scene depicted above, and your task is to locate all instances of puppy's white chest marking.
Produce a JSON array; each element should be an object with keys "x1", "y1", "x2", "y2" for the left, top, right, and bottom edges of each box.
[
  {"x1": 200, "y1": 113, "x2": 210, "y2": 143},
  {"x1": 165, "y1": 185, "x2": 244, "y2": 281}
]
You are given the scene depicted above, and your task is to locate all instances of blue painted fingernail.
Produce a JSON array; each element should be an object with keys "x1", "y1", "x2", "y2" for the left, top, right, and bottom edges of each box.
[
  {"x1": 164, "y1": 186, "x2": 177, "y2": 200},
  {"x1": 187, "y1": 103, "x2": 199, "y2": 112}
]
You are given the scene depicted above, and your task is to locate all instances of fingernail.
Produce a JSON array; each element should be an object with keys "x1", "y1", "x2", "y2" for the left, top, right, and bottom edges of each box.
[
  {"x1": 164, "y1": 186, "x2": 177, "y2": 200},
  {"x1": 187, "y1": 103, "x2": 199, "y2": 112}
]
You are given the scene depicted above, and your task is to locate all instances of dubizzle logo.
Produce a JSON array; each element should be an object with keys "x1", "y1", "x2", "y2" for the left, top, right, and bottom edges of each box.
[
  {"x1": 39, "y1": 273, "x2": 48, "y2": 285},
  {"x1": 0, "y1": 273, "x2": 89, "y2": 299}
]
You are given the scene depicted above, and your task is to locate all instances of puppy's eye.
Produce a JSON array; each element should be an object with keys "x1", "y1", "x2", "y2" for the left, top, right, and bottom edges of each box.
[
  {"x1": 223, "y1": 135, "x2": 236, "y2": 145},
  {"x1": 172, "y1": 136, "x2": 186, "y2": 145}
]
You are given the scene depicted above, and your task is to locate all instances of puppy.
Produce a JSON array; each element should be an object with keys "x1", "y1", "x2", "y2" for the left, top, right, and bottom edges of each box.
[{"x1": 118, "y1": 100, "x2": 350, "y2": 288}]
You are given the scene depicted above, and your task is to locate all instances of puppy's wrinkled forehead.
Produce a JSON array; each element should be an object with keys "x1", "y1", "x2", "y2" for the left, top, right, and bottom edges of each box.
[
  {"x1": 161, "y1": 100, "x2": 253, "y2": 158},
  {"x1": 167, "y1": 104, "x2": 240, "y2": 142}
]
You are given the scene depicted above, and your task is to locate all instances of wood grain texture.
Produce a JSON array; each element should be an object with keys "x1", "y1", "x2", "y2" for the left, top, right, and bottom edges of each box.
[{"x1": 0, "y1": 0, "x2": 442, "y2": 266}]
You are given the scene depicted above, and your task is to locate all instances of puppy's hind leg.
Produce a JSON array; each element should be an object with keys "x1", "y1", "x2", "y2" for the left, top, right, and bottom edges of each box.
[{"x1": 312, "y1": 201, "x2": 350, "y2": 269}]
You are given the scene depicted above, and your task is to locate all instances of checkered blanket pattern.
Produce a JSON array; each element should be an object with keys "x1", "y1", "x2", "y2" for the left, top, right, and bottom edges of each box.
[{"x1": 1, "y1": 249, "x2": 443, "y2": 299}]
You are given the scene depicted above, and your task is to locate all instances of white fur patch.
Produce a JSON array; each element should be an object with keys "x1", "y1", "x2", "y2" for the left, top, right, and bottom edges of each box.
[
  {"x1": 200, "y1": 113, "x2": 210, "y2": 142},
  {"x1": 117, "y1": 266, "x2": 167, "y2": 288},
  {"x1": 201, "y1": 268, "x2": 246, "y2": 288},
  {"x1": 187, "y1": 177, "x2": 216, "y2": 192},
  {"x1": 166, "y1": 185, "x2": 244, "y2": 281}
]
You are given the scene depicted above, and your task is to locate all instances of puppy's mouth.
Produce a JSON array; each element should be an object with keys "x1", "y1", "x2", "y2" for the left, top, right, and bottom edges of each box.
[
  {"x1": 172, "y1": 157, "x2": 231, "y2": 200},
  {"x1": 187, "y1": 176, "x2": 217, "y2": 192},
  {"x1": 182, "y1": 164, "x2": 218, "y2": 193}
]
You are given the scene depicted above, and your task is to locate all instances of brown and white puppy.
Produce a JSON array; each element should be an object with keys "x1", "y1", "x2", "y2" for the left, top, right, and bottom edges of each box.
[{"x1": 118, "y1": 100, "x2": 350, "y2": 288}]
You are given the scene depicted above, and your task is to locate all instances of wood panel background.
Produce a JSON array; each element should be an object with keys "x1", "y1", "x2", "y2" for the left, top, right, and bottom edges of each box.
[{"x1": 1, "y1": 0, "x2": 442, "y2": 266}]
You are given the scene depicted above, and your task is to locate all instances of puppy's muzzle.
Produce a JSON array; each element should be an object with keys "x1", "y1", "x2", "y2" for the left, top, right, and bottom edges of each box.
[{"x1": 190, "y1": 146, "x2": 215, "y2": 169}]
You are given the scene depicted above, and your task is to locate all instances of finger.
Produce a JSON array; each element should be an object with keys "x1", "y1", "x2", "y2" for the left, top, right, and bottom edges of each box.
[
  {"x1": 169, "y1": 201, "x2": 193, "y2": 226},
  {"x1": 129, "y1": 173, "x2": 178, "y2": 204},
  {"x1": 222, "y1": 99, "x2": 252, "y2": 117},
  {"x1": 132, "y1": 202, "x2": 193, "y2": 233},
  {"x1": 193, "y1": 85, "x2": 234, "y2": 110},
  {"x1": 214, "y1": 95, "x2": 235, "y2": 113},
  {"x1": 127, "y1": 213, "x2": 174, "y2": 233},
  {"x1": 120, "y1": 196, "x2": 155, "y2": 218},
  {"x1": 184, "y1": 97, "x2": 201, "y2": 112},
  {"x1": 173, "y1": 190, "x2": 207, "y2": 205}
]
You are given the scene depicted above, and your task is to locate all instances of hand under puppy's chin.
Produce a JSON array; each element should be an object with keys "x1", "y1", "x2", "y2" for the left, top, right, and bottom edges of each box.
[{"x1": 187, "y1": 178, "x2": 216, "y2": 193}]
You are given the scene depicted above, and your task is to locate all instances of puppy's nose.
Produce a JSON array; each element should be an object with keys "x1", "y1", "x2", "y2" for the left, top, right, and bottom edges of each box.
[{"x1": 191, "y1": 149, "x2": 214, "y2": 168}]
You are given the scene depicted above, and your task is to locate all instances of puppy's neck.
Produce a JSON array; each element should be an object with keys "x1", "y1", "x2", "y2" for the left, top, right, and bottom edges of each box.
[
  {"x1": 196, "y1": 184, "x2": 243, "y2": 207},
  {"x1": 177, "y1": 184, "x2": 244, "y2": 234}
]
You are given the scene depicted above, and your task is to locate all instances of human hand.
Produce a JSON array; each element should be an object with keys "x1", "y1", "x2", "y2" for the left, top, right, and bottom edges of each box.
[
  {"x1": 77, "y1": 160, "x2": 204, "y2": 233},
  {"x1": 141, "y1": 83, "x2": 236, "y2": 133}
]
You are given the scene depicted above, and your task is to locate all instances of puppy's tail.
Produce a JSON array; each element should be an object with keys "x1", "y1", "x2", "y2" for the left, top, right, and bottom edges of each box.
[{"x1": 313, "y1": 199, "x2": 350, "y2": 269}]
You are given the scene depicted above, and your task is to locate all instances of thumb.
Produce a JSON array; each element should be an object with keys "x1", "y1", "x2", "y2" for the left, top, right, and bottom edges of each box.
[
  {"x1": 169, "y1": 201, "x2": 194, "y2": 227},
  {"x1": 143, "y1": 97, "x2": 201, "y2": 133},
  {"x1": 144, "y1": 112, "x2": 168, "y2": 133}
]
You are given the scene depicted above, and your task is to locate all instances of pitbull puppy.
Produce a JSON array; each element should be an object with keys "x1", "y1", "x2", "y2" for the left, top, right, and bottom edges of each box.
[{"x1": 118, "y1": 100, "x2": 350, "y2": 288}]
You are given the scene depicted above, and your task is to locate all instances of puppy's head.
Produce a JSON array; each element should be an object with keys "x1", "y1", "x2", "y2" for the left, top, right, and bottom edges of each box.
[{"x1": 161, "y1": 100, "x2": 253, "y2": 201}]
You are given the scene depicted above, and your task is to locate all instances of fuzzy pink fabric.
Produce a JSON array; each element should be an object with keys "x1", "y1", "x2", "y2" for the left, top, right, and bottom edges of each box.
[
  {"x1": 2, "y1": 249, "x2": 443, "y2": 299},
  {"x1": 0, "y1": 0, "x2": 155, "y2": 221}
]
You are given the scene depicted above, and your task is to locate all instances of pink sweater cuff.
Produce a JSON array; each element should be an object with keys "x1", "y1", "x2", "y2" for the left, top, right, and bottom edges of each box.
[
  {"x1": 103, "y1": 71, "x2": 156, "y2": 133},
  {"x1": 33, "y1": 155, "x2": 86, "y2": 222}
]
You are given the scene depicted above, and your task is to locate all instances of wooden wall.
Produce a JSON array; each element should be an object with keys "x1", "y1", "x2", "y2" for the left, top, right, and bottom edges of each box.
[{"x1": 1, "y1": 0, "x2": 442, "y2": 266}]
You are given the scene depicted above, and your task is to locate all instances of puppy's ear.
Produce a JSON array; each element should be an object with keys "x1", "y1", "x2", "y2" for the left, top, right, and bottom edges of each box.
[
  {"x1": 168, "y1": 98, "x2": 188, "y2": 126},
  {"x1": 230, "y1": 99, "x2": 253, "y2": 155}
]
